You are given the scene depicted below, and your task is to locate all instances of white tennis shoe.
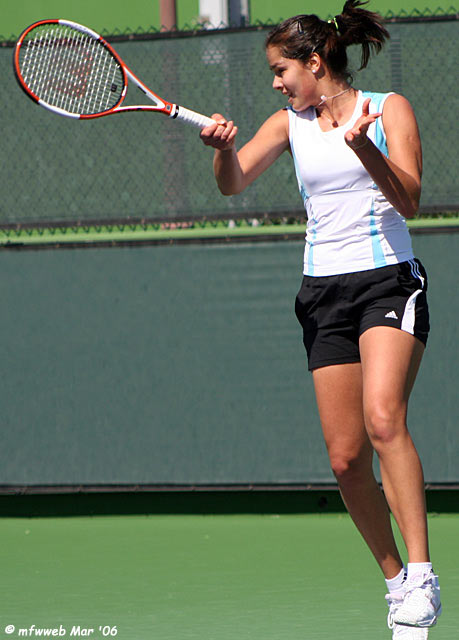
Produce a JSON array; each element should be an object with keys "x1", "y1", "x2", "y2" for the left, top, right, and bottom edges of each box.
[
  {"x1": 392, "y1": 571, "x2": 441, "y2": 628},
  {"x1": 386, "y1": 590, "x2": 429, "y2": 639}
]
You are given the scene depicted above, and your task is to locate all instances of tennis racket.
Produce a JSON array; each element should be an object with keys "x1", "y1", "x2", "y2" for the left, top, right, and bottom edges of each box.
[{"x1": 13, "y1": 19, "x2": 215, "y2": 128}]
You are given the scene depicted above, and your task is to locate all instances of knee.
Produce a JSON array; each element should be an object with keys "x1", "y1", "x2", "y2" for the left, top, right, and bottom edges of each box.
[
  {"x1": 329, "y1": 451, "x2": 371, "y2": 485},
  {"x1": 364, "y1": 403, "x2": 407, "y2": 448}
]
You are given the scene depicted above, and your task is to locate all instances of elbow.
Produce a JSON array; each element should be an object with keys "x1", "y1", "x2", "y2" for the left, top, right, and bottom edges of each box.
[
  {"x1": 399, "y1": 188, "x2": 421, "y2": 219},
  {"x1": 400, "y1": 204, "x2": 417, "y2": 219},
  {"x1": 217, "y1": 181, "x2": 245, "y2": 196},
  {"x1": 218, "y1": 186, "x2": 238, "y2": 196},
  {"x1": 403, "y1": 195, "x2": 421, "y2": 219}
]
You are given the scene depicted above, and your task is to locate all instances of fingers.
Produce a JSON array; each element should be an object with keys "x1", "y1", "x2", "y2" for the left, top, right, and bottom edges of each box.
[
  {"x1": 362, "y1": 97, "x2": 371, "y2": 116},
  {"x1": 344, "y1": 108, "x2": 382, "y2": 150},
  {"x1": 200, "y1": 114, "x2": 238, "y2": 150},
  {"x1": 358, "y1": 99, "x2": 381, "y2": 129},
  {"x1": 356, "y1": 111, "x2": 382, "y2": 129}
]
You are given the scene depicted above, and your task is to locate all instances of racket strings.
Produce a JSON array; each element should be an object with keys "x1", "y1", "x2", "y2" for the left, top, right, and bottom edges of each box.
[{"x1": 19, "y1": 25, "x2": 124, "y2": 115}]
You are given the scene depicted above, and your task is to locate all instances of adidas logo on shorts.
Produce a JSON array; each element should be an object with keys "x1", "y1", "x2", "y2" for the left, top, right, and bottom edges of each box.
[{"x1": 385, "y1": 310, "x2": 399, "y2": 320}]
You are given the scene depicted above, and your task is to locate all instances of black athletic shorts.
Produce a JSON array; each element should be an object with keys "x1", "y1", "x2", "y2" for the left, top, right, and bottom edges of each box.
[{"x1": 294, "y1": 259, "x2": 430, "y2": 371}]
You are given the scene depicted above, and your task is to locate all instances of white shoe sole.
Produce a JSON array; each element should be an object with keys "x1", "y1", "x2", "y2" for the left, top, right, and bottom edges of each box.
[
  {"x1": 393, "y1": 626, "x2": 429, "y2": 640},
  {"x1": 394, "y1": 604, "x2": 442, "y2": 628}
]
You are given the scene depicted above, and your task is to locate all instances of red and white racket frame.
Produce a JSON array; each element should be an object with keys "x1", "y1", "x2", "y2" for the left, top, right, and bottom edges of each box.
[{"x1": 14, "y1": 19, "x2": 215, "y2": 129}]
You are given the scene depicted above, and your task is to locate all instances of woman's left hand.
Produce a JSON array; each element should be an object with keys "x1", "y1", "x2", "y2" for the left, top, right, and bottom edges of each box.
[{"x1": 345, "y1": 98, "x2": 381, "y2": 150}]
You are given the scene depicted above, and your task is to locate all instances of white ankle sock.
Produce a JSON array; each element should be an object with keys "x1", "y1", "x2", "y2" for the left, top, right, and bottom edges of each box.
[
  {"x1": 386, "y1": 566, "x2": 407, "y2": 593},
  {"x1": 407, "y1": 562, "x2": 432, "y2": 581}
]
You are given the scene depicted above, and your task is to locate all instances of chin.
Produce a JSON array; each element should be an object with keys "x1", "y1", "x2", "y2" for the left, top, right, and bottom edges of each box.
[{"x1": 292, "y1": 102, "x2": 308, "y2": 112}]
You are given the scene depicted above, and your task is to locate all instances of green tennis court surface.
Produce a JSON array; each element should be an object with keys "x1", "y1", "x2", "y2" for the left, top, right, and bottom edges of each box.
[{"x1": 2, "y1": 513, "x2": 457, "y2": 639}]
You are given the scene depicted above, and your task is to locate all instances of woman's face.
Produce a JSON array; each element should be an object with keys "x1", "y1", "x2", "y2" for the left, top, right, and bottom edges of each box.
[{"x1": 266, "y1": 45, "x2": 317, "y2": 112}]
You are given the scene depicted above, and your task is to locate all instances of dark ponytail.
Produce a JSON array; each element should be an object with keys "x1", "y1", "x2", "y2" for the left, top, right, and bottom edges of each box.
[
  {"x1": 333, "y1": 0, "x2": 390, "y2": 69},
  {"x1": 266, "y1": 0, "x2": 389, "y2": 81}
]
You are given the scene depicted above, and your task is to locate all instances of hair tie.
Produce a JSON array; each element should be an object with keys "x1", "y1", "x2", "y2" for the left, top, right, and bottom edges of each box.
[{"x1": 327, "y1": 16, "x2": 340, "y2": 33}]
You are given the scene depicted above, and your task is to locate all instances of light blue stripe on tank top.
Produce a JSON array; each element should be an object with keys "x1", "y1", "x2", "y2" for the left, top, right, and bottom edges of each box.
[
  {"x1": 362, "y1": 91, "x2": 389, "y2": 155},
  {"x1": 369, "y1": 196, "x2": 387, "y2": 268},
  {"x1": 289, "y1": 124, "x2": 316, "y2": 275}
]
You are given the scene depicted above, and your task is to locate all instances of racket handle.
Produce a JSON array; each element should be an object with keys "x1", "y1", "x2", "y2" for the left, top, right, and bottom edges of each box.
[{"x1": 174, "y1": 105, "x2": 215, "y2": 129}]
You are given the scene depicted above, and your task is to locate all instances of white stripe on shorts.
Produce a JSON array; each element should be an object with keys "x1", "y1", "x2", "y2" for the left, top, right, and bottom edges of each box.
[
  {"x1": 401, "y1": 289, "x2": 423, "y2": 334},
  {"x1": 401, "y1": 260, "x2": 424, "y2": 335}
]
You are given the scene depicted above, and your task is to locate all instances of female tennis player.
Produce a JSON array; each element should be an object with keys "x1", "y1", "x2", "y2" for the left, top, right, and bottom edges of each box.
[{"x1": 200, "y1": 1, "x2": 441, "y2": 638}]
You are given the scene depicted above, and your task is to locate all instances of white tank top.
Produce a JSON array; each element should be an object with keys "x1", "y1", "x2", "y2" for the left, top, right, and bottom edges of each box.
[{"x1": 287, "y1": 90, "x2": 414, "y2": 276}]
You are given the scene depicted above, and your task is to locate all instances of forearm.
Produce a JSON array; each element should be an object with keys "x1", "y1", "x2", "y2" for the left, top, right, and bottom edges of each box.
[
  {"x1": 213, "y1": 147, "x2": 246, "y2": 196},
  {"x1": 353, "y1": 140, "x2": 420, "y2": 218},
  {"x1": 204, "y1": 109, "x2": 289, "y2": 197}
]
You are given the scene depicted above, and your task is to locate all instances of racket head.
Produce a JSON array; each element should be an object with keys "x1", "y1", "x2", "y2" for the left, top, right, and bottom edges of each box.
[{"x1": 13, "y1": 19, "x2": 128, "y2": 119}]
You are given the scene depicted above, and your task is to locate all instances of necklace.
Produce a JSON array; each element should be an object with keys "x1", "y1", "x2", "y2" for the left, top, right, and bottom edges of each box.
[
  {"x1": 316, "y1": 87, "x2": 354, "y2": 128},
  {"x1": 316, "y1": 86, "x2": 352, "y2": 107}
]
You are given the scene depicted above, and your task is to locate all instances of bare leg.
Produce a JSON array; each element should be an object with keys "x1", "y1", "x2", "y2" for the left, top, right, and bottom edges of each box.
[
  {"x1": 313, "y1": 362, "x2": 403, "y2": 578},
  {"x1": 359, "y1": 326, "x2": 429, "y2": 563}
]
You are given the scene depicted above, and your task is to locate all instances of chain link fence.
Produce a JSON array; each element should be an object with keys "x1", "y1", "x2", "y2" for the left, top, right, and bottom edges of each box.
[{"x1": 1, "y1": 15, "x2": 458, "y2": 229}]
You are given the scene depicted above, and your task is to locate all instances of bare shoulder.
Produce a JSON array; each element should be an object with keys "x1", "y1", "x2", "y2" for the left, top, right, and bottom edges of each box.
[
  {"x1": 382, "y1": 94, "x2": 419, "y2": 133},
  {"x1": 237, "y1": 109, "x2": 290, "y2": 185},
  {"x1": 238, "y1": 108, "x2": 289, "y2": 161},
  {"x1": 251, "y1": 108, "x2": 289, "y2": 143}
]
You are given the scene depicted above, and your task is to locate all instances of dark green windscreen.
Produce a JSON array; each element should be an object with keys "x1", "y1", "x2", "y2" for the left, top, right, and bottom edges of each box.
[{"x1": 0, "y1": 231, "x2": 457, "y2": 486}]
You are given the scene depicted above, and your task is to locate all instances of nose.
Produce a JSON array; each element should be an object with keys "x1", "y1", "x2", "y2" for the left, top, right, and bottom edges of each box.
[{"x1": 272, "y1": 76, "x2": 282, "y2": 91}]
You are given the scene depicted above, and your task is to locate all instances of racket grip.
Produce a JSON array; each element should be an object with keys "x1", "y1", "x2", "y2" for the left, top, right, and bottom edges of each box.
[{"x1": 174, "y1": 105, "x2": 215, "y2": 129}]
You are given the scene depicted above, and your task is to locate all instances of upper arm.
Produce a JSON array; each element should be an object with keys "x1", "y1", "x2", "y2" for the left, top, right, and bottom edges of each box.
[
  {"x1": 382, "y1": 94, "x2": 422, "y2": 192},
  {"x1": 237, "y1": 109, "x2": 290, "y2": 189}
]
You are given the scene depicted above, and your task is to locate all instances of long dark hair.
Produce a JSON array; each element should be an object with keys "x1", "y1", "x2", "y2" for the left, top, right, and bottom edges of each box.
[{"x1": 265, "y1": 0, "x2": 389, "y2": 81}]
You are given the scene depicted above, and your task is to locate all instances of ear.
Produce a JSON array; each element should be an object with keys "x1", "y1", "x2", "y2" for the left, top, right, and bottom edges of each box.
[{"x1": 308, "y1": 53, "x2": 322, "y2": 76}]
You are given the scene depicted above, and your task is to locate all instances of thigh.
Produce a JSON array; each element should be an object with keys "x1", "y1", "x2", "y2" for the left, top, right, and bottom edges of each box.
[
  {"x1": 312, "y1": 363, "x2": 371, "y2": 460},
  {"x1": 359, "y1": 326, "x2": 425, "y2": 434}
]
